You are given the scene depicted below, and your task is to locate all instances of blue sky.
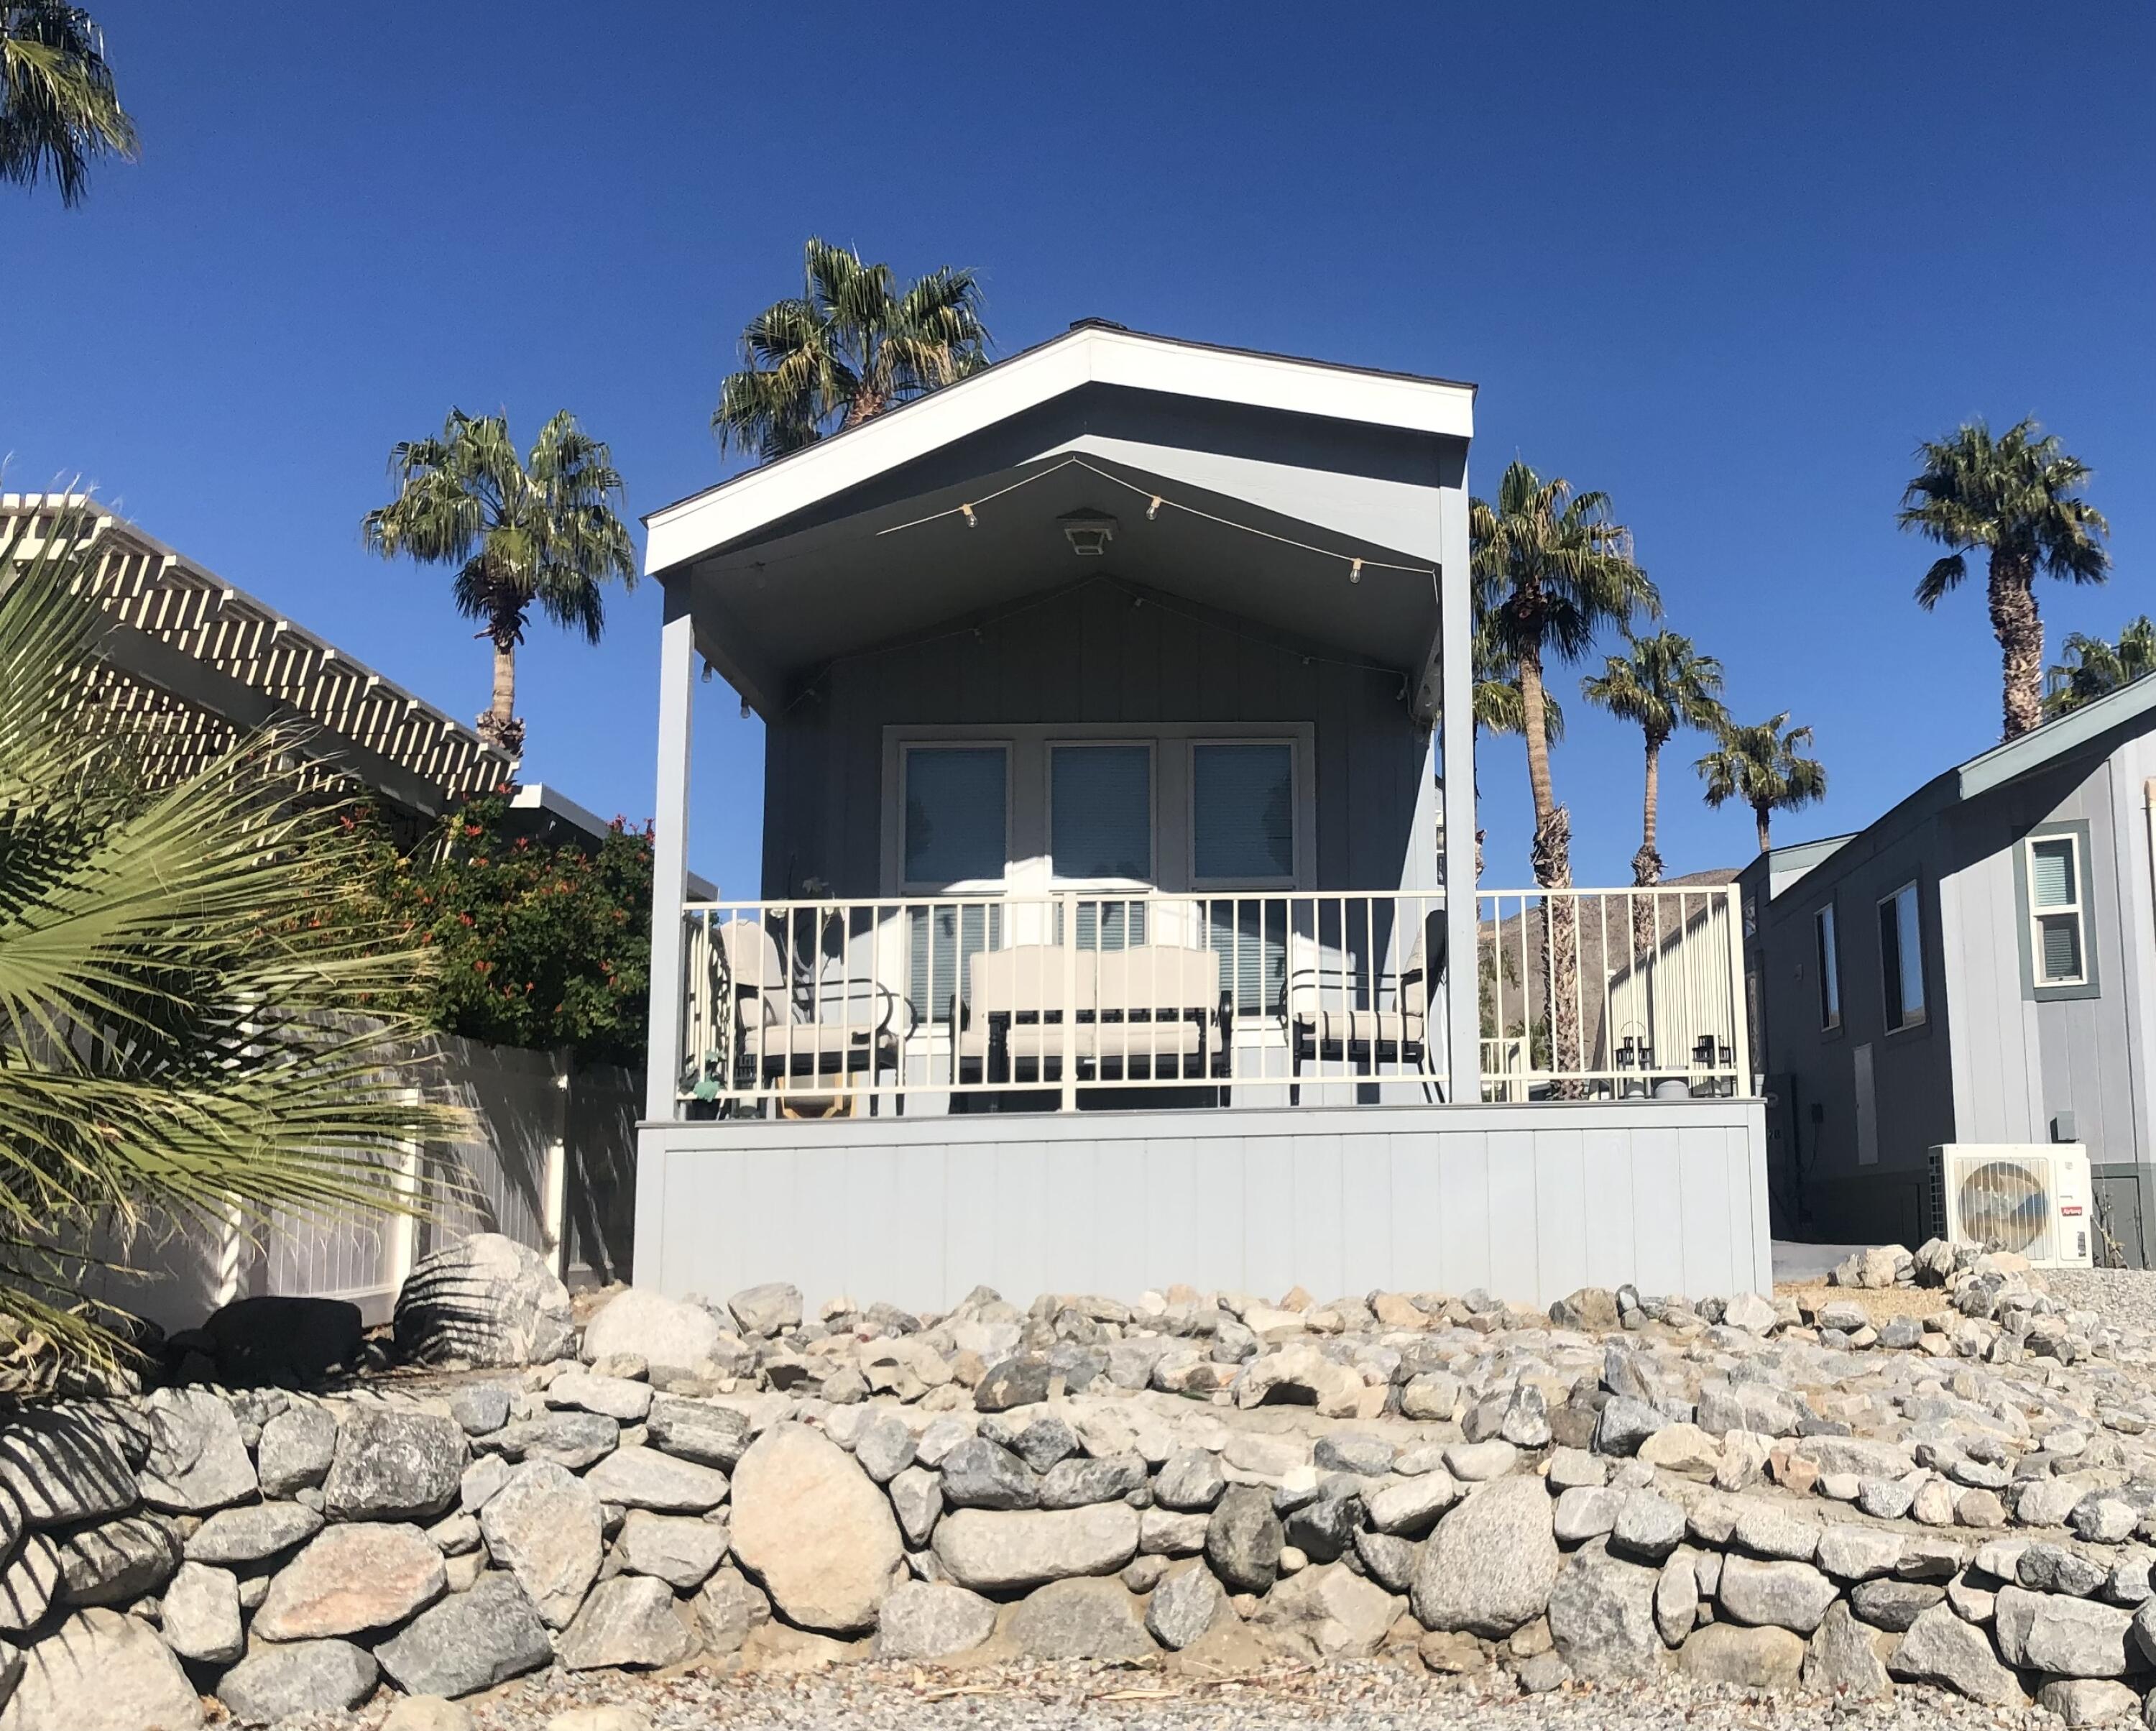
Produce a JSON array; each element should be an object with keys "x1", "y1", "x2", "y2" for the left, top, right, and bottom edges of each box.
[{"x1": 10, "y1": 3, "x2": 2152, "y2": 895}]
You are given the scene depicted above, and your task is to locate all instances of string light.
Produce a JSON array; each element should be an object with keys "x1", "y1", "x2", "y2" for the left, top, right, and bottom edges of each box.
[
  {"x1": 1146, "y1": 496, "x2": 1161, "y2": 520},
  {"x1": 961, "y1": 504, "x2": 977, "y2": 528},
  {"x1": 1349, "y1": 559, "x2": 1363, "y2": 584}
]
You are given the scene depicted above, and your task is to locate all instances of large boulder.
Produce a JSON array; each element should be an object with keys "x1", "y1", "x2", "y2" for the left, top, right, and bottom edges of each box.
[
  {"x1": 137, "y1": 1389, "x2": 256, "y2": 1513},
  {"x1": 1717, "y1": 1557, "x2": 1837, "y2": 1634},
  {"x1": 395, "y1": 1232, "x2": 574, "y2": 1367},
  {"x1": 581, "y1": 1289, "x2": 724, "y2": 1382},
  {"x1": 727, "y1": 1282, "x2": 803, "y2": 1336},
  {"x1": 217, "y1": 1639, "x2": 379, "y2": 1722},
  {"x1": 1678, "y1": 1622, "x2": 1806, "y2": 1688},
  {"x1": 1008, "y1": 1577, "x2": 1158, "y2": 1661},
  {"x1": 374, "y1": 1573, "x2": 553, "y2": 1699},
  {"x1": 321, "y1": 1407, "x2": 465, "y2": 1522},
  {"x1": 931, "y1": 1506, "x2": 1141, "y2": 1593},
  {"x1": 252, "y1": 1522, "x2": 446, "y2": 1640},
  {"x1": 614, "y1": 1510, "x2": 730, "y2": 1592},
  {"x1": 198, "y1": 1295, "x2": 362, "y2": 1387},
  {"x1": 582, "y1": 1446, "x2": 730, "y2": 1513},
  {"x1": 1248, "y1": 1561, "x2": 1403, "y2": 1659},
  {"x1": 476, "y1": 1460, "x2": 603, "y2": 1626},
  {"x1": 875, "y1": 1581, "x2": 998, "y2": 1661},
  {"x1": 645, "y1": 1395, "x2": 752, "y2": 1469},
  {"x1": 1802, "y1": 1600, "x2": 1893, "y2": 1697},
  {"x1": 54, "y1": 1515, "x2": 180, "y2": 1607},
  {"x1": 160, "y1": 1561, "x2": 242, "y2": 1663},
  {"x1": 1410, "y1": 1477, "x2": 1561, "y2": 1638},
  {"x1": 1147, "y1": 1564, "x2": 1226, "y2": 1650},
  {"x1": 0, "y1": 1607, "x2": 202, "y2": 1731},
  {"x1": 0, "y1": 1406, "x2": 139, "y2": 1530},
  {"x1": 1547, "y1": 1543, "x2": 1661, "y2": 1679},
  {"x1": 183, "y1": 1502, "x2": 322, "y2": 1566},
  {"x1": 728, "y1": 1423, "x2": 902, "y2": 1633},
  {"x1": 1206, "y1": 1484, "x2": 1284, "y2": 1594},
  {"x1": 1889, "y1": 1602, "x2": 2027, "y2": 1706},
  {"x1": 557, "y1": 1576, "x2": 694, "y2": 1671},
  {"x1": 1994, "y1": 1584, "x2": 2135, "y2": 1677},
  {"x1": 256, "y1": 1403, "x2": 337, "y2": 1498}
]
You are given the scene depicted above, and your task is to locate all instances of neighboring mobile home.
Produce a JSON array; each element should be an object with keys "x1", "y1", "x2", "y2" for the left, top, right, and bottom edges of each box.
[
  {"x1": 1742, "y1": 676, "x2": 2156, "y2": 1264},
  {"x1": 637, "y1": 321, "x2": 1768, "y2": 1309}
]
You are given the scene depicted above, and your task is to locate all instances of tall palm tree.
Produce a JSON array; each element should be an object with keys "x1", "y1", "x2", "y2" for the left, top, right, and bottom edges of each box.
[
  {"x1": 1697, "y1": 712, "x2": 1827, "y2": 855},
  {"x1": 2046, "y1": 616, "x2": 2156, "y2": 717},
  {"x1": 1472, "y1": 461, "x2": 1658, "y2": 1084},
  {"x1": 364, "y1": 409, "x2": 636, "y2": 760},
  {"x1": 713, "y1": 237, "x2": 990, "y2": 462},
  {"x1": 1, "y1": 3, "x2": 135, "y2": 206},
  {"x1": 0, "y1": 510, "x2": 453, "y2": 1376},
  {"x1": 1899, "y1": 418, "x2": 2110, "y2": 740},
  {"x1": 1581, "y1": 629, "x2": 1727, "y2": 889}
]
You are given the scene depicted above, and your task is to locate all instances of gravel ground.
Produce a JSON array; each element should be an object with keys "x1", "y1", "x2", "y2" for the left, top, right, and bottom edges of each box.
[
  {"x1": 2041, "y1": 1264, "x2": 2156, "y2": 1333},
  {"x1": 274, "y1": 1661, "x2": 2069, "y2": 1731}
]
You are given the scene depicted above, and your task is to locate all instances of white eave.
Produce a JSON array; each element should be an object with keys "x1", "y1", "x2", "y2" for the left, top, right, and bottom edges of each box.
[{"x1": 645, "y1": 323, "x2": 1477, "y2": 577}]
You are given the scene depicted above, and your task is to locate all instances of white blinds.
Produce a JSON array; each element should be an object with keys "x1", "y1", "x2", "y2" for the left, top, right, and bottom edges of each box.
[
  {"x1": 1051, "y1": 745, "x2": 1152, "y2": 881},
  {"x1": 1192, "y1": 743, "x2": 1294, "y2": 881},
  {"x1": 2031, "y1": 838, "x2": 2076, "y2": 909},
  {"x1": 903, "y1": 747, "x2": 1006, "y2": 885}
]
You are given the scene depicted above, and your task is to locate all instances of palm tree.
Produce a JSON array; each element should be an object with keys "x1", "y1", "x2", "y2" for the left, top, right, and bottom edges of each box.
[
  {"x1": 713, "y1": 237, "x2": 990, "y2": 462},
  {"x1": 1581, "y1": 630, "x2": 1727, "y2": 889},
  {"x1": 2046, "y1": 617, "x2": 2156, "y2": 717},
  {"x1": 1697, "y1": 712, "x2": 1827, "y2": 855},
  {"x1": 364, "y1": 409, "x2": 636, "y2": 760},
  {"x1": 1, "y1": 3, "x2": 135, "y2": 206},
  {"x1": 0, "y1": 509, "x2": 453, "y2": 1376},
  {"x1": 1472, "y1": 461, "x2": 1658, "y2": 1084},
  {"x1": 1899, "y1": 418, "x2": 2110, "y2": 740}
]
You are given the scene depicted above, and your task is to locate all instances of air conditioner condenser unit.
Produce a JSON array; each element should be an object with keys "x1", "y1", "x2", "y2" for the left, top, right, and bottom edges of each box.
[{"x1": 1927, "y1": 1143, "x2": 2093, "y2": 1269}]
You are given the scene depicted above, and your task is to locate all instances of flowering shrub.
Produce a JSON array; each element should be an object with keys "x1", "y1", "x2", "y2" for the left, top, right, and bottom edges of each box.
[{"x1": 351, "y1": 796, "x2": 653, "y2": 1065}]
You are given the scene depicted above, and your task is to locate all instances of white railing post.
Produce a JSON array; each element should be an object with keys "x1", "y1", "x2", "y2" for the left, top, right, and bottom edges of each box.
[
  {"x1": 1726, "y1": 884, "x2": 1754, "y2": 1096},
  {"x1": 1060, "y1": 892, "x2": 1079, "y2": 1112}
]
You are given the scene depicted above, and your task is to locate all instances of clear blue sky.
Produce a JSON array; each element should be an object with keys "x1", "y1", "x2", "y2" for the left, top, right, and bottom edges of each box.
[{"x1": 11, "y1": 3, "x2": 2152, "y2": 895}]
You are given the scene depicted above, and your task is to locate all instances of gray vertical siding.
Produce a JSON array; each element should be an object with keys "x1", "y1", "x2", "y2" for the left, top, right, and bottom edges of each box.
[
  {"x1": 635, "y1": 1101, "x2": 1772, "y2": 1312},
  {"x1": 760, "y1": 576, "x2": 1429, "y2": 899}
]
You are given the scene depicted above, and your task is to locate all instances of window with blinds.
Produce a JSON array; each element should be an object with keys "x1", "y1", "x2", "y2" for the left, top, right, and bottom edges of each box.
[
  {"x1": 1051, "y1": 745, "x2": 1153, "y2": 882},
  {"x1": 2027, "y1": 834, "x2": 2088, "y2": 986},
  {"x1": 1192, "y1": 743, "x2": 1295, "y2": 883},
  {"x1": 903, "y1": 746, "x2": 1007, "y2": 887}
]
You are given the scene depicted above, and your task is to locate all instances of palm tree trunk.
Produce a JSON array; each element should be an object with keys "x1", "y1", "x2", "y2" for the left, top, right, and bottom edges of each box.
[
  {"x1": 1754, "y1": 804, "x2": 1772, "y2": 855},
  {"x1": 1518, "y1": 649, "x2": 1583, "y2": 1091},
  {"x1": 842, "y1": 382, "x2": 889, "y2": 430},
  {"x1": 1989, "y1": 548, "x2": 2044, "y2": 739},
  {"x1": 476, "y1": 595, "x2": 526, "y2": 760},
  {"x1": 1630, "y1": 733, "x2": 1664, "y2": 956}
]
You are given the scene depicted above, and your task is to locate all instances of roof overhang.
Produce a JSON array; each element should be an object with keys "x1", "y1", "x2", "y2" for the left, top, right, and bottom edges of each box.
[{"x1": 1957, "y1": 675, "x2": 2156, "y2": 800}]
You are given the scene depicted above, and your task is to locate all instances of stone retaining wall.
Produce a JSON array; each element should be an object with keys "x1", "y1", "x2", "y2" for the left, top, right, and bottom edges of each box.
[{"x1": 3, "y1": 1234, "x2": 2155, "y2": 1727}]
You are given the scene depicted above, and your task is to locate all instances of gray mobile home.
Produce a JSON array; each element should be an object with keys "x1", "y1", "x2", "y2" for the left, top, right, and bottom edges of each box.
[{"x1": 1742, "y1": 677, "x2": 2156, "y2": 1262}]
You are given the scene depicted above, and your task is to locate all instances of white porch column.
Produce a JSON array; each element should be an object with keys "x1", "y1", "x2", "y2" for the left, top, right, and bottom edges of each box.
[
  {"x1": 643, "y1": 595, "x2": 696, "y2": 1124},
  {"x1": 1439, "y1": 473, "x2": 1480, "y2": 1101}
]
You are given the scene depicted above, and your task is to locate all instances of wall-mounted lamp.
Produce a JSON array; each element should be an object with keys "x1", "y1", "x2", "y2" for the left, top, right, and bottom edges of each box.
[{"x1": 1059, "y1": 509, "x2": 1119, "y2": 557}]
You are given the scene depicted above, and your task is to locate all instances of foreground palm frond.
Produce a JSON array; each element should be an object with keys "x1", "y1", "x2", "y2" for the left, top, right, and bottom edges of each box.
[
  {"x1": 1, "y1": 507, "x2": 460, "y2": 1372},
  {"x1": 1, "y1": 2, "x2": 137, "y2": 206}
]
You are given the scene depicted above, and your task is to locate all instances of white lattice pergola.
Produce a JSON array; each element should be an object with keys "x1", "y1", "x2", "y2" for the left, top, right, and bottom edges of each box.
[{"x1": 1, "y1": 493, "x2": 513, "y2": 819}]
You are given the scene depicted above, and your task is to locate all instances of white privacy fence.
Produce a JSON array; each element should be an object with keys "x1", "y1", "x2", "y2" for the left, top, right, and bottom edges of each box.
[{"x1": 673, "y1": 883, "x2": 1749, "y2": 1116}]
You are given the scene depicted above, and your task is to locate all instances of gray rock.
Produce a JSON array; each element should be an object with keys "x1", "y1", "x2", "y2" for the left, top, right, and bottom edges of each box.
[
  {"x1": 1815, "y1": 1524, "x2": 1904, "y2": 1581},
  {"x1": 581, "y1": 1288, "x2": 725, "y2": 1382},
  {"x1": 558, "y1": 1574, "x2": 694, "y2": 1670},
  {"x1": 0, "y1": 1533, "x2": 63, "y2": 1633},
  {"x1": 2037, "y1": 1679, "x2": 2142, "y2": 1727},
  {"x1": 1731, "y1": 1500, "x2": 1819, "y2": 1562},
  {"x1": 449, "y1": 1385, "x2": 512, "y2": 1436},
  {"x1": 615, "y1": 1510, "x2": 729, "y2": 1590},
  {"x1": 1444, "y1": 1438, "x2": 1521, "y2": 1482},
  {"x1": 1500, "y1": 1385, "x2": 1553, "y2": 1450},
  {"x1": 1312, "y1": 1433, "x2": 1395, "y2": 1477},
  {"x1": 1802, "y1": 1599, "x2": 1892, "y2": 1696},
  {"x1": 1153, "y1": 1448, "x2": 1226, "y2": 1512},
  {"x1": 137, "y1": 1388, "x2": 257, "y2": 1513},
  {"x1": 257, "y1": 1402, "x2": 338, "y2": 1498},
  {"x1": 1353, "y1": 1529, "x2": 1417, "y2": 1594},
  {"x1": 1206, "y1": 1484, "x2": 1284, "y2": 1595},
  {"x1": 1610, "y1": 1490, "x2": 1685, "y2": 1563},
  {"x1": 853, "y1": 1414, "x2": 916, "y2": 1484},
  {"x1": 253, "y1": 1521, "x2": 446, "y2": 1640},
  {"x1": 984, "y1": 1413, "x2": 1080, "y2": 1473},
  {"x1": 218, "y1": 1638, "x2": 378, "y2": 1722},
  {"x1": 1549, "y1": 1287, "x2": 1620, "y2": 1331},
  {"x1": 940, "y1": 1437, "x2": 1038, "y2": 1510},
  {"x1": 1718, "y1": 1556, "x2": 1837, "y2": 1633},
  {"x1": 890, "y1": 1465, "x2": 944, "y2": 1547},
  {"x1": 1008, "y1": 1576, "x2": 1158, "y2": 1660},
  {"x1": 1593, "y1": 1395, "x2": 1665, "y2": 1456},
  {"x1": 1889, "y1": 1602, "x2": 2027, "y2": 1705},
  {"x1": 1248, "y1": 1561, "x2": 1401, "y2": 1659},
  {"x1": 1284, "y1": 1490, "x2": 1364, "y2": 1565},
  {"x1": 4, "y1": 1607, "x2": 200, "y2": 1731},
  {"x1": 1678, "y1": 1621, "x2": 1806, "y2": 1687},
  {"x1": 645, "y1": 1396, "x2": 751, "y2": 1469},
  {"x1": 1857, "y1": 1477, "x2": 1917, "y2": 1520},
  {"x1": 975, "y1": 1356, "x2": 1054, "y2": 1412},
  {"x1": 395, "y1": 1231, "x2": 575, "y2": 1367},
  {"x1": 694, "y1": 1565, "x2": 773, "y2": 1655},
  {"x1": 1553, "y1": 1485, "x2": 1623, "y2": 1544},
  {"x1": 584, "y1": 1445, "x2": 730, "y2": 1513},
  {"x1": 2024, "y1": 1541, "x2": 2112, "y2": 1597},
  {"x1": 932, "y1": 1505, "x2": 1141, "y2": 1592},
  {"x1": 545, "y1": 1369, "x2": 653, "y2": 1423},
  {"x1": 1367, "y1": 1470, "x2": 1459, "y2": 1536},
  {"x1": 375, "y1": 1572, "x2": 554, "y2": 1698},
  {"x1": 461, "y1": 1452, "x2": 514, "y2": 1512},
  {"x1": 1140, "y1": 1508, "x2": 1210, "y2": 1557},
  {"x1": 55, "y1": 1514, "x2": 180, "y2": 1606},
  {"x1": 321, "y1": 1406, "x2": 465, "y2": 1522},
  {"x1": 1515, "y1": 1649, "x2": 1572, "y2": 1693},
  {"x1": 1147, "y1": 1562, "x2": 1227, "y2": 1648},
  {"x1": 479, "y1": 1459, "x2": 604, "y2": 1626},
  {"x1": 183, "y1": 1500, "x2": 322, "y2": 1565},
  {"x1": 160, "y1": 1561, "x2": 243, "y2": 1662},
  {"x1": 1995, "y1": 1582, "x2": 2135, "y2": 1676},
  {"x1": 1547, "y1": 1543, "x2": 1660, "y2": 1678},
  {"x1": 482, "y1": 1410, "x2": 622, "y2": 1471},
  {"x1": 727, "y1": 1282, "x2": 803, "y2": 1336},
  {"x1": 1399, "y1": 1371, "x2": 1461, "y2": 1421},
  {"x1": 1848, "y1": 1576, "x2": 1943, "y2": 1632},
  {"x1": 0, "y1": 1405, "x2": 140, "y2": 1533},
  {"x1": 1654, "y1": 1548, "x2": 1699, "y2": 1647},
  {"x1": 1039, "y1": 1454, "x2": 1147, "y2": 1510},
  {"x1": 728, "y1": 1423, "x2": 903, "y2": 1633},
  {"x1": 1411, "y1": 1477, "x2": 1562, "y2": 1638},
  {"x1": 875, "y1": 1580, "x2": 998, "y2": 1660}
]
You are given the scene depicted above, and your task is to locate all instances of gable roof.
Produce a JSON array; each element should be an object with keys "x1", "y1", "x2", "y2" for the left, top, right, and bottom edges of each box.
[{"x1": 645, "y1": 321, "x2": 1477, "y2": 578}]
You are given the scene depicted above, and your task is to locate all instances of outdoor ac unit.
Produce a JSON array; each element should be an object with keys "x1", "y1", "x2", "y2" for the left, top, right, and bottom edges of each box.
[{"x1": 1926, "y1": 1143, "x2": 2093, "y2": 1269}]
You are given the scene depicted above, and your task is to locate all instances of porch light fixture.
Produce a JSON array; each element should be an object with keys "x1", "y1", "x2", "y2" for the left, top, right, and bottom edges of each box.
[{"x1": 1059, "y1": 510, "x2": 1118, "y2": 556}]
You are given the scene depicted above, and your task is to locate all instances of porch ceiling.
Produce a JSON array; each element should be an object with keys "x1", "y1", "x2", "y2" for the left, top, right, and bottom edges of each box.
[{"x1": 682, "y1": 454, "x2": 1442, "y2": 719}]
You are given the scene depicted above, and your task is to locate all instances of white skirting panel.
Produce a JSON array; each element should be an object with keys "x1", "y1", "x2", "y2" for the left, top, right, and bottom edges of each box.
[{"x1": 632, "y1": 1100, "x2": 1772, "y2": 1313}]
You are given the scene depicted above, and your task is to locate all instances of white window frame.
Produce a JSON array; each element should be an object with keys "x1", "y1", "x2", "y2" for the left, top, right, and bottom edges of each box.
[
  {"x1": 1188, "y1": 737, "x2": 1304, "y2": 891},
  {"x1": 1879, "y1": 879, "x2": 1926, "y2": 1032},
  {"x1": 1814, "y1": 902, "x2": 1841, "y2": 1032},
  {"x1": 894, "y1": 740, "x2": 1013, "y2": 894},
  {"x1": 2026, "y1": 832, "x2": 2089, "y2": 988},
  {"x1": 1046, "y1": 739, "x2": 1158, "y2": 891}
]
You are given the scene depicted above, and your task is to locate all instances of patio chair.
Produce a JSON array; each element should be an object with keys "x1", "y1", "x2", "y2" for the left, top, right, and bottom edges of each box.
[
  {"x1": 714, "y1": 917, "x2": 898, "y2": 1093},
  {"x1": 959, "y1": 942, "x2": 1224, "y2": 1085},
  {"x1": 1289, "y1": 921, "x2": 1439, "y2": 1074}
]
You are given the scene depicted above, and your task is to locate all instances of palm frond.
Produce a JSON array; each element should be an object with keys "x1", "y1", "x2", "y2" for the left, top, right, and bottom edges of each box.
[{"x1": 1, "y1": 4, "x2": 137, "y2": 207}]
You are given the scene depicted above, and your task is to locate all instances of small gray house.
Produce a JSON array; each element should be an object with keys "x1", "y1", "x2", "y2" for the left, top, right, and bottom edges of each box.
[{"x1": 1741, "y1": 676, "x2": 2156, "y2": 1263}]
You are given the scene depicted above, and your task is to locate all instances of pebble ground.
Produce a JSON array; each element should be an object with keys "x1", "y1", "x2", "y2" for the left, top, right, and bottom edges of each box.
[
  {"x1": 275, "y1": 1659, "x2": 2075, "y2": 1731},
  {"x1": 2045, "y1": 1265, "x2": 2156, "y2": 1336}
]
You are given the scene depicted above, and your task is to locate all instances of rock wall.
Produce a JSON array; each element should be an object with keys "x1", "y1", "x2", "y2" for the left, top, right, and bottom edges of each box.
[{"x1": 1, "y1": 1234, "x2": 2153, "y2": 1727}]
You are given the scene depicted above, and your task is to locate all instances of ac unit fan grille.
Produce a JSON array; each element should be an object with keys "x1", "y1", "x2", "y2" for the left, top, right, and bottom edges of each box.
[{"x1": 1955, "y1": 1159, "x2": 2050, "y2": 1254}]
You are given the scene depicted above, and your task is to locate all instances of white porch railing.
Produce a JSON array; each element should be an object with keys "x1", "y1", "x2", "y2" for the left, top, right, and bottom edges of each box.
[{"x1": 673, "y1": 883, "x2": 1748, "y2": 1116}]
